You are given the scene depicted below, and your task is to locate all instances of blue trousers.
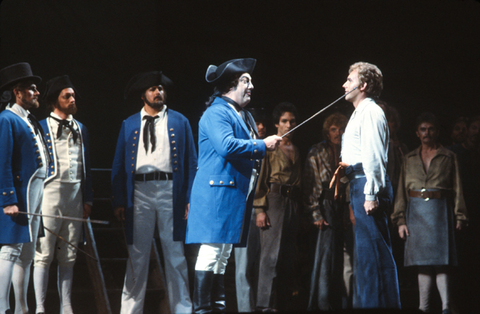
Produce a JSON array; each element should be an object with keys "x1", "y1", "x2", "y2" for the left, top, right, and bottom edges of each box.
[{"x1": 347, "y1": 165, "x2": 401, "y2": 309}]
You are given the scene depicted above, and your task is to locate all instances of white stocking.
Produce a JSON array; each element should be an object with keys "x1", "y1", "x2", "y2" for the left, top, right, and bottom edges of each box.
[
  {"x1": 418, "y1": 267, "x2": 433, "y2": 312},
  {"x1": 33, "y1": 266, "x2": 49, "y2": 313},
  {"x1": 12, "y1": 262, "x2": 31, "y2": 314},
  {"x1": 436, "y1": 271, "x2": 450, "y2": 311},
  {"x1": 58, "y1": 266, "x2": 74, "y2": 314},
  {"x1": 0, "y1": 259, "x2": 15, "y2": 313}
]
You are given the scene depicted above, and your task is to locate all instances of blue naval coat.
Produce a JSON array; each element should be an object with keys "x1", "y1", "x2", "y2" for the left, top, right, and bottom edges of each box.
[
  {"x1": 0, "y1": 109, "x2": 46, "y2": 244},
  {"x1": 186, "y1": 97, "x2": 266, "y2": 245},
  {"x1": 111, "y1": 108, "x2": 197, "y2": 243},
  {"x1": 40, "y1": 117, "x2": 94, "y2": 204}
]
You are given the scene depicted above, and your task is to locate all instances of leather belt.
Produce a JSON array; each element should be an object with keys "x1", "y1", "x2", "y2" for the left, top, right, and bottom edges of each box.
[
  {"x1": 134, "y1": 171, "x2": 172, "y2": 182},
  {"x1": 270, "y1": 183, "x2": 300, "y2": 200},
  {"x1": 409, "y1": 189, "x2": 453, "y2": 201}
]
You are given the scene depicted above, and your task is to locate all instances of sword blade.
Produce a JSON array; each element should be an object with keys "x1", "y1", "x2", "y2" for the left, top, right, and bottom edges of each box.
[
  {"x1": 281, "y1": 87, "x2": 358, "y2": 138},
  {"x1": 18, "y1": 211, "x2": 110, "y2": 225},
  {"x1": 44, "y1": 226, "x2": 98, "y2": 261}
]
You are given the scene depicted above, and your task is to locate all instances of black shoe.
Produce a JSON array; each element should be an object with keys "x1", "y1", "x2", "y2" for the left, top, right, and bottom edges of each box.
[
  {"x1": 193, "y1": 270, "x2": 214, "y2": 314},
  {"x1": 212, "y1": 274, "x2": 226, "y2": 313}
]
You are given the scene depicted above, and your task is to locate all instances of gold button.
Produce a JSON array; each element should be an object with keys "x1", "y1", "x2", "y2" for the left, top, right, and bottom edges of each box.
[
  {"x1": 170, "y1": 128, "x2": 174, "y2": 131},
  {"x1": 48, "y1": 140, "x2": 51, "y2": 143},
  {"x1": 131, "y1": 164, "x2": 134, "y2": 167},
  {"x1": 173, "y1": 154, "x2": 177, "y2": 157},
  {"x1": 174, "y1": 168, "x2": 178, "y2": 171},
  {"x1": 174, "y1": 161, "x2": 177, "y2": 164},
  {"x1": 39, "y1": 163, "x2": 43, "y2": 167},
  {"x1": 131, "y1": 171, "x2": 134, "y2": 174},
  {"x1": 48, "y1": 146, "x2": 52, "y2": 149},
  {"x1": 135, "y1": 131, "x2": 138, "y2": 134},
  {"x1": 17, "y1": 176, "x2": 20, "y2": 179},
  {"x1": 230, "y1": 181, "x2": 234, "y2": 185},
  {"x1": 220, "y1": 181, "x2": 224, "y2": 184},
  {"x1": 210, "y1": 180, "x2": 214, "y2": 185},
  {"x1": 51, "y1": 166, "x2": 54, "y2": 169},
  {"x1": 46, "y1": 133, "x2": 50, "y2": 136},
  {"x1": 132, "y1": 157, "x2": 134, "y2": 160},
  {"x1": 134, "y1": 137, "x2": 136, "y2": 140},
  {"x1": 34, "y1": 143, "x2": 38, "y2": 147},
  {"x1": 132, "y1": 151, "x2": 135, "y2": 154},
  {"x1": 171, "y1": 141, "x2": 176, "y2": 144},
  {"x1": 254, "y1": 142, "x2": 257, "y2": 146},
  {"x1": 50, "y1": 152, "x2": 53, "y2": 155},
  {"x1": 173, "y1": 147, "x2": 176, "y2": 151},
  {"x1": 36, "y1": 150, "x2": 39, "y2": 153},
  {"x1": 2, "y1": 192, "x2": 6, "y2": 196},
  {"x1": 37, "y1": 156, "x2": 41, "y2": 160},
  {"x1": 254, "y1": 149, "x2": 257, "y2": 153},
  {"x1": 30, "y1": 131, "x2": 34, "y2": 134},
  {"x1": 10, "y1": 191, "x2": 13, "y2": 194},
  {"x1": 51, "y1": 171, "x2": 54, "y2": 175},
  {"x1": 171, "y1": 134, "x2": 175, "y2": 137},
  {"x1": 133, "y1": 144, "x2": 135, "y2": 147}
]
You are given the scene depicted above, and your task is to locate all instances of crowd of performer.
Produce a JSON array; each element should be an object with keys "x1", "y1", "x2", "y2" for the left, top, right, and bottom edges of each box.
[{"x1": 0, "y1": 59, "x2": 478, "y2": 314}]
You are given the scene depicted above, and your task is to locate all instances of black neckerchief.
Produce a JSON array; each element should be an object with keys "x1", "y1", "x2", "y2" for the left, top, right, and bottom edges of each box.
[
  {"x1": 49, "y1": 115, "x2": 78, "y2": 143},
  {"x1": 143, "y1": 115, "x2": 159, "y2": 153}
]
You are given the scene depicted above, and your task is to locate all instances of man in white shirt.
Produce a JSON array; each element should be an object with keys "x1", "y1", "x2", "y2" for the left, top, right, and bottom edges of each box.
[
  {"x1": 111, "y1": 71, "x2": 197, "y2": 313},
  {"x1": 0, "y1": 62, "x2": 47, "y2": 314},
  {"x1": 340, "y1": 62, "x2": 400, "y2": 308},
  {"x1": 34, "y1": 75, "x2": 93, "y2": 314}
]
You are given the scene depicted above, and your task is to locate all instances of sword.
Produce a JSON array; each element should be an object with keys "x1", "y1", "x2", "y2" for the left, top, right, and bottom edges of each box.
[
  {"x1": 281, "y1": 87, "x2": 358, "y2": 138},
  {"x1": 18, "y1": 211, "x2": 110, "y2": 225},
  {"x1": 43, "y1": 226, "x2": 98, "y2": 261}
]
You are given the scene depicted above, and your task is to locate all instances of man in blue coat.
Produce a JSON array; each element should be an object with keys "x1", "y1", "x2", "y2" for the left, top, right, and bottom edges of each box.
[
  {"x1": 0, "y1": 63, "x2": 47, "y2": 314},
  {"x1": 34, "y1": 75, "x2": 93, "y2": 314},
  {"x1": 185, "y1": 58, "x2": 281, "y2": 313},
  {"x1": 111, "y1": 71, "x2": 197, "y2": 314}
]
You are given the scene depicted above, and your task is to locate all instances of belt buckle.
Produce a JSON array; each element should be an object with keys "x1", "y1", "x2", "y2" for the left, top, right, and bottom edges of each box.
[{"x1": 420, "y1": 188, "x2": 429, "y2": 202}]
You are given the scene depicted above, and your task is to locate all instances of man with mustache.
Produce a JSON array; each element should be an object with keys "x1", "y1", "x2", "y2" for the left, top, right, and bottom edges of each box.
[
  {"x1": 340, "y1": 62, "x2": 400, "y2": 308},
  {"x1": 0, "y1": 63, "x2": 47, "y2": 314},
  {"x1": 112, "y1": 71, "x2": 197, "y2": 313},
  {"x1": 392, "y1": 112, "x2": 467, "y2": 314},
  {"x1": 32, "y1": 75, "x2": 93, "y2": 314},
  {"x1": 186, "y1": 58, "x2": 282, "y2": 313},
  {"x1": 254, "y1": 102, "x2": 301, "y2": 312},
  {"x1": 303, "y1": 112, "x2": 354, "y2": 310}
]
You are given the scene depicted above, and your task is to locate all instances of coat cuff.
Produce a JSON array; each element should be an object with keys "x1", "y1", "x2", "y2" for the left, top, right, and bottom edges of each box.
[{"x1": 0, "y1": 187, "x2": 17, "y2": 207}]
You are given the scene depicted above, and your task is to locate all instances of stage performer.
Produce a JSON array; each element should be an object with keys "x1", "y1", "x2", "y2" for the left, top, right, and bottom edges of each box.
[
  {"x1": 111, "y1": 71, "x2": 197, "y2": 313},
  {"x1": 0, "y1": 63, "x2": 47, "y2": 314},
  {"x1": 185, "y1": 58, "x2": 281, "y2": 313},
  {"x1": 304, "y1": 112, "x2": 354, "y2": 310},
  {"x1": 254, "y1": 102, "x2": 301, "y2": 312},
  {"x1": 33, "y1": 75, "x2": 93, "y2": 314},
  {"x1": 392, "y1": 112, "x2": 467, "y2": 314},
  {"x1": 340, "y1": 62, "x2": 401, "y2": 308}
]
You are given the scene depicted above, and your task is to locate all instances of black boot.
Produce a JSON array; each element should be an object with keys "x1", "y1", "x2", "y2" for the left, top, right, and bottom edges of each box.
[
  {"x1": 194, "y1": 270, "x2": 214, "y2": 314},
  {"x1": 212, "y1": 274, "x2": 226, "y2": 313}
]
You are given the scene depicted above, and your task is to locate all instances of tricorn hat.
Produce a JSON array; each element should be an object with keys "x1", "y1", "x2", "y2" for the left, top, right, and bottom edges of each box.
[
  {"x1": 0, "y1": 62, "x2": 42, "y2": 90},
  {"x1": 43, "y1": 75, "x2": 78, "y2": 102},
  {"x1": 124, "y1": 71, "x2": 173, "y2": 99},
  {"x1": 205, "y1": 58, "x2": 256, "y2": 84}
]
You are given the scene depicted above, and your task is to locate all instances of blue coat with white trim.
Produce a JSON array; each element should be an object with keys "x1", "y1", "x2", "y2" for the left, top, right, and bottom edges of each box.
[
  {"x1": 40, "y1": 117, "x2": 94, "y2": 204},
  {"x1": 186, "y1": 97, "x2": 266, "y2": 245},
  {"x1": 0, "y1": 110, "x2": 45, "y2": 244},
  {"x1": 111, "y1": 108, "x2": 197, "y2": 243}
]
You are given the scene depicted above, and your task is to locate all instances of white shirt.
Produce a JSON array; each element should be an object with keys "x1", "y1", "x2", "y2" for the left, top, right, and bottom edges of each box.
[
  {"x1": 7, "y1": 103, "x2": 47, "y2": 179},
  {"x1": 341, "y1": 98, "x2": 389, "y2": 201},
  {"x1": 47, "y1": 113, "x2": 83, "y2": 183},
  {"x1": 136, "y1": 106, "x2": 172, "y2": 174}
]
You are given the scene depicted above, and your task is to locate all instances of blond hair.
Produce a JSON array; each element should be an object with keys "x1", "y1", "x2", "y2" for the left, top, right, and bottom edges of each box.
[{"x1": 349, "y1": 62, "x2": 383, "y2": 98}]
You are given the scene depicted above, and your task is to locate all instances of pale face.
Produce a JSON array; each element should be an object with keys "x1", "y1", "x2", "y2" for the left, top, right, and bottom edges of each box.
[
  {"x1": 54, "y1": 87, "x2": 77, "y2": 116},
  {"x1": 416, "y1": 122, "x2": 439, "y2": 145},
  {"x1": 275, "y1": 111, "x2": 296, "y2": 137},
  {"x1": 342, "y1": 70, "x2": 362, "y2": 103},
  {"x1": 15, "y1": 83, "x2": 40, "y2": 110},
  {"x1": 230, "y1": 73, "x2": 254, "y2": 108},
  {"x1": 142, "y1": 85, "x2": 166, "y2": 110},
  {"x1": 256, "y1": 121, "x2": 266, "y2": 139},
  {"x1": 326, "y1": 124, "x2": 344, "y2": 146}
]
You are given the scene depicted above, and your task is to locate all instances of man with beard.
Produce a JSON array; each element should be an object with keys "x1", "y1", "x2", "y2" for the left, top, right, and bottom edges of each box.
[
  {"x1": 32, "y1": 75, "x2": 93, "y2": 314},
  {"x1": 111, "y1": 71, "x2": 197, "y2": 313},
  {"x1": 303, "y1": 112, "x2": 354, "y2": 310},
  {"x1": 254, "y1": 102, "x2": 302, "y2": 312},
  {"x1": 186, "y1": 58, "x2": 282, "y2": 313},
  {"x1": 0, "y1": 63, "x2": 47, "y2": 314},
  {"x1": 392, "y1": 112, "x2": 467, "y2": 314},
  {"x1": 340, "y1": 62, "x2": 400, "y2": 308}
]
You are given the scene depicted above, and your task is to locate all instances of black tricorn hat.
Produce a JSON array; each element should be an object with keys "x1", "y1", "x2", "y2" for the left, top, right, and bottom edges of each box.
[
  {"x1": 43, "y1": 75, "x2": 78, "y2": 102},
  {"x1": 0, "y1": 62, "x2": 42, "y2": 90},
  {"x1": 205, "y1": 58, "x2": 256, "y2": 85},
  {"x1": 124, "y1": 71, "x2": 173, "y2": 99}
]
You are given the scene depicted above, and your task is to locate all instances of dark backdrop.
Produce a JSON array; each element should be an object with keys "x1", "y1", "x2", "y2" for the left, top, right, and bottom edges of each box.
[{"x1": 1, "y1": 0, "x2": 479, "y2": 167}]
